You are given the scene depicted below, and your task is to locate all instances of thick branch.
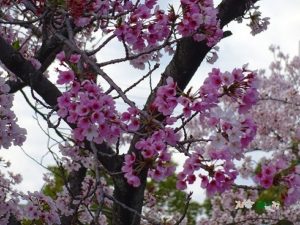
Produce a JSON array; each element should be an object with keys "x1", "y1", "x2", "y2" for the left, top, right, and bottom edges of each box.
[
  {"x1": 0, "y1": 36, "x2": 62, "y2": 106},
  {"x1": 218, "y1": 0, "x2": 258, "y2": 28},
  {"x1": 60, "y1": 167, "x2": 87, "y2": 225},
  {"x1": 112, "y1": 158, "x2": 148, "y2": 225},
  {"x1": 36, "y1": 34, "x2": 65, "y2": 72},
  {"x1": 7, "y1": 31, "x2": 65, "y2": 93},
  {"x1": 8, "y1": 215, "x2": 21, "y2": 225}
]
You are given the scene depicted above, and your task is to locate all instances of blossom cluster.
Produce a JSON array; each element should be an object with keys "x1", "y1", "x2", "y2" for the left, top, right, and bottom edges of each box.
[
  {"x1": 0, "y1": 162, "x2": 64, "y2": 225},
  {"x1": 59, "y1": 143, "x2": 94, "y2": 172},
  {"x1": 153, "y1": 68, "x2": 259, "y2": 120},
  {"x1": 57, "y1": 77, "x2": 122, "y2": 145},
  {"x1": 243, "y1": 47, "x2": 300, "y2": 206},
  {"x1": 198, "y1": 188, "x2": 294, "y2": 225},
  {"x1": 122, "y1": 153, "x2": 141, "y2": 187},
  {"x1": 40, "y1": 0, "x2": 222, "y2": 69},
  {"x1": 178, "y1": 0, "x2": 223, "y2": 46},
  {"x1": 0, "y1": 166, "x2": 22, "y2": 225},
  {"x1": 235, "y1": 199, "x2": 255, "y2": 209},
  {"x1": 122, "y1": 128, "x2": 179, "y2": 187},
  {"x1": 250, "y1": 48, "x2": 300, "y2": 151},
  {"x1": 254, "y1": 158, "x2": 300, "y2": 206},
  {"x1": 42, "y1": 162, "x2": 112, "y2": 224},
  {"x1": 152, "y1": 77, "x2": 177, "y2": 116},
  {"x1": 247, "y1": 9, "x2": 270, "y2": 36},
  {"x1": 114, "y1": 0, "x2": 222, "y2": 68},
  {"x1": 121, "y1": 68, "x2": 259, "y2": 194},
  {"x1": 0, "y1": 76, "x2": 26, "y2": 149},
  {"x1": 174, "y1": 68, "x2": 258, "y2": 195},
  {"x1": 5, "y1": 0, "x2": 223, "y2": 49},
  {"x1": 22, "y1": 191, "x2": 61, "y2": 225},
  {"x1": 235, "y1": 198, "x2": 279, "y2": 212},
  {"x1": 177, "y1": 150, "x2": 238, "y2": 196},
  {"x1": 235, "y1": 4, "x2": 270, "y2": 36},
  {"x1": 181, "y1": 114, "x2": 256, "y2": 195},
  {"x1": 254, "y1": 159, "x2": 288, "y2": 189},
  {"x1": 121, "y1": 106, "x2": 141, "y2": 132},
  {"x1": 53, "y1": 187, "x2": 74, "y2": 218}
]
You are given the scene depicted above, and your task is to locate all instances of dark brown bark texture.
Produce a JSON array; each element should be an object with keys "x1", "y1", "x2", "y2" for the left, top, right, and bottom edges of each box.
[{"x1": 0, "y1": 0, "x2": 258, "y2": 224}]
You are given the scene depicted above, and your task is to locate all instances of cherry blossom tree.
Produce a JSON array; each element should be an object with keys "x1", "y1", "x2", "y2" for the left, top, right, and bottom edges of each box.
[
  {"x1": 195, "y1": 46, "x2": 300, "y2": 225},
  {"x1": 2, "y1": 0, "x2": 296, "y2": 225}
]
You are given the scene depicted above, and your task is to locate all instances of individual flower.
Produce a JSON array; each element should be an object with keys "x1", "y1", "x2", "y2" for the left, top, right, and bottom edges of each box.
[
  {"x1": 243, "y1": 199, "x2": 254, "y2": 209},
  {"x1": 69, "y1": 54, "x2": 81, "y2": 63},
  {"x1": 57, "y1": 70, "x2": 75, "y2": 85},
  {"x1": 235, "y1": 200, "x2": 244, "y2": 209}
]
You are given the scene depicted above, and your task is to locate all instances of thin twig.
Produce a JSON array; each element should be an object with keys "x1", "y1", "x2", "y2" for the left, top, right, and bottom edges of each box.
[
  {"x1": 259, "y1": 97, "x2": 300, "y2": 107},
  {"x1": 232, "y1": 184, "x2": 263, "y2": 191},
  {"x1": 174, "y1": 111, "x2": 199, "y2": 133},
  {"x1": 174, "y1": 192, "x2": 193, "y2": 225},
  {"x1": 87, "y1": 34, "x2": 116, "y2": 56},
  {"x1": 0, "y1": 11, "x2": 46, "y2": 25},
  {"x1": 103, "y1": 193, "x2": 162, "y2": 225},
  {"x1": 114, "y1": 63, "x2": 160, "y2": 99},
  {"x1": 90, "y1": 142, "x2": 105, "y2": 225}
]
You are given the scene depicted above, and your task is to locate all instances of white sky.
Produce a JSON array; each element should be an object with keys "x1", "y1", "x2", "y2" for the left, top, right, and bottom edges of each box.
[{"x1": 1, "y1": 0, "x2": 300, "y2": 203}]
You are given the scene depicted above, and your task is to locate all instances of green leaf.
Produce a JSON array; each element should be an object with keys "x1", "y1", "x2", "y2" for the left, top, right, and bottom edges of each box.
[
  {"x1": 42, "y1": 166, "x2": 65, "y2": 199},
  {"x1": 254, "y1": 185, "x2": 286, "y2": 214},
  {"x1": 275, "y1": 219, "x2": 294, "y2": 225},
  {"x1": 12, "y1": 40, "x2": 20, "y2": 50},
  {"x1": 253, "y1": 199, "x2": 268, "y2": 214}
]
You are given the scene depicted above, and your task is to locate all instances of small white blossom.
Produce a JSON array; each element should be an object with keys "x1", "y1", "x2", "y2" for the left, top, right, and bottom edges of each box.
[
  {"x1": 235, "y1": 200, "x2": 244, "y2": 209},
  {"x1": 265, "y1": 205, "x2": 275, "y2": 212},
  {"x1": 271, "y1": 201, "x2": 280, "y2": 209},
  {"x1": 243, "y1": 199, "x2": 255, "y2": 209}
]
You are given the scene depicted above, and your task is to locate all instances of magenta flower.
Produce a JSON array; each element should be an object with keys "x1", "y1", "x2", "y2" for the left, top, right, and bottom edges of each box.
[
  {"x1": 57, "y1": 70, "x2": 75, "y2": 85},
  {"x1": 56, "y1": 51, "x2": 66, "y2": 62},
  {"x1": 69, "y1": 54, "x2": 81, "y2": 63},
  {"x1": 261, "y1": 176, "x2": 273, "y2": 189}
]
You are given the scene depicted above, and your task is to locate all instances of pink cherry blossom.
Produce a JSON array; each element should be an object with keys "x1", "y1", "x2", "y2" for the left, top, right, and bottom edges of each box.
[{"x1": 57, "y1": 70, "x2": 75, "y2": 85}]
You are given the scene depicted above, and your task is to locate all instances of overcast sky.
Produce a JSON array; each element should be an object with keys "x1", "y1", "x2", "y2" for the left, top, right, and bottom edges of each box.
[{"x1": 1, "y1": 0, "x2": 300, "y2": 203}]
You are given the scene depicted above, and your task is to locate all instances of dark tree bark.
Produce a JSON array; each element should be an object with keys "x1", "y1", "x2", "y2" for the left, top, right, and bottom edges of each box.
[{"x1": 8, "y1": 215, "x2": 21, "y2": 225}]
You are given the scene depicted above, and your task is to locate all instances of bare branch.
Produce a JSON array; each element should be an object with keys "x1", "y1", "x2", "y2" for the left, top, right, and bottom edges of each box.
[{"x1": 174, "y1": 192, "x2": 193, "y2": 225}]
